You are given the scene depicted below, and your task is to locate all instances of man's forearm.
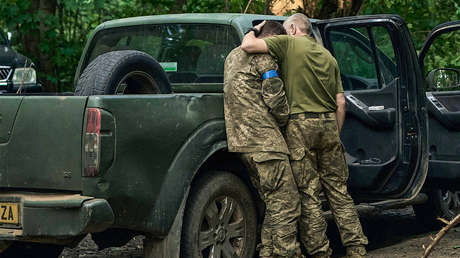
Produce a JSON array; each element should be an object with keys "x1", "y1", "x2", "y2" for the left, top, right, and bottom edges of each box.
[
  {"x1": 335, "y1": 93, "x2": 346, "y2": 133},
  {"x1": 241, "y1": 31, "x2": 268, "y2": 53},
  {"x1": 262, "y1": 77, "x2": 289, "y2": 127},
  {"x1": 336, "y1": 105, "x2": 345, "y2": 133}
]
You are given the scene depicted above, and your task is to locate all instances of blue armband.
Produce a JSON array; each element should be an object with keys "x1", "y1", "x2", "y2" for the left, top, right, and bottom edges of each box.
[{"x1": 262, "y1": 70, "x2": 279, "y2": 80}]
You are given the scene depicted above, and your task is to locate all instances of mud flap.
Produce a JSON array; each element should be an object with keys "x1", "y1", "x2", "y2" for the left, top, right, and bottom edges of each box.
[{"x1": 143, "y1": 189, "x2": 188, "y2": 258}]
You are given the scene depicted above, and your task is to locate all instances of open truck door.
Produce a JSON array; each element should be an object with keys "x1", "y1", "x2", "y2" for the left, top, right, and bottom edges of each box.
[
  {"x1": 419, "y1": 21, "x2": 460, "y2": 188},
  {"x1": 416, "y1": 21, "x2": 460, "y2": 223},
  {"x1": 316, "y1": 15, "x2": 428, "y2": 206}
]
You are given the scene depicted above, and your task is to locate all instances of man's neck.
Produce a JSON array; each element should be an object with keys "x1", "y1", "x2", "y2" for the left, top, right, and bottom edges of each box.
[{"x1": 294, "y1": 33, "x2": 308, "y2": 37}]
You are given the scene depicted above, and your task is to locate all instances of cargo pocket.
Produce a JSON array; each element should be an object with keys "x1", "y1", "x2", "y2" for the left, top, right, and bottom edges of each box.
[
  {"x1": 337, "y1": 142, "x2": 349, "y2": 180},
  {"x1": 251, "y1": 152, "x2": 285, "y2": 163},
  {"x1": 288, "y1": 148, "x2": 305, "y2": 186},
  {"x1": 251, "y1": 152, "x2": 287, "y2": 196}
]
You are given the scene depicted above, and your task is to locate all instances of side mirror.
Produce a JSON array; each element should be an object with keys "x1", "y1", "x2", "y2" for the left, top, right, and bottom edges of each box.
[{"x1": 426, "y1": 68, "x2": 460, "y2": 91}]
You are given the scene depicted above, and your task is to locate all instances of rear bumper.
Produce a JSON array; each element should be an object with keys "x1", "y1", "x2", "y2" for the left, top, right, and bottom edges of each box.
[{"x1": 0, "y1": 193, "x2": 114, "y2": 241}]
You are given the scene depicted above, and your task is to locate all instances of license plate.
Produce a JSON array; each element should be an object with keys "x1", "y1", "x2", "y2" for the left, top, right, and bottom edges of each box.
[{"x1": 0, "y1": 203, "x2": 19, "y2": 224}]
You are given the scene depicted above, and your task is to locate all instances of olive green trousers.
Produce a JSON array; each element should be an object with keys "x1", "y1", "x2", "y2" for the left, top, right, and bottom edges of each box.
[
  {"x1": 241, "y1": 152, "x2": 302, "y2": 257},
  {"x1": 285, "y1": 113, "x2": 368, "y2": 256}
]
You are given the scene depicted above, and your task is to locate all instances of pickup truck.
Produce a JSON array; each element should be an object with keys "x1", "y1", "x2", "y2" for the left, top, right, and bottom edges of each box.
[
  {"x1": 0, "y1": 13, "x2": 458, "y2": 258},
  {"x1": 0, "y1": 30, "x2": 40, "y2": 94}
]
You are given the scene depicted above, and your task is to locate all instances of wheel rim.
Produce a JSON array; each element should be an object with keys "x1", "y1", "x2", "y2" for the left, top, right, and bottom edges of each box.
[
  {"x1": 440, "y1": 190, "x2": 460, "y2": 217},
  {"x1": 199, "y1": 196, "x2": 246, "y2": 258},
  {"x1": 116, "y1": 71, "x2": 160, "y2": 94}
]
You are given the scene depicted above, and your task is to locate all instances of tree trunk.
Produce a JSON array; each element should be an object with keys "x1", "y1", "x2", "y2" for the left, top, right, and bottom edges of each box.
[
  {"x1": 23, "y1": 0, "x2": 40, "y2": 64},
  {"x1": 299, "y1": 0, "x2": 364, "y2": 19},
  {"x1": 317, "y1": 0, "x2": 339, "y2": 19},
  {"x1": 38, "y1": 0, "x2": 57, "y2": 92},
  {"x1": 175, "y1": 0, "x2": 186, "y2": 12},
  {"x1": 264, "y1": 0, "x2": 273, "y2": 14}
]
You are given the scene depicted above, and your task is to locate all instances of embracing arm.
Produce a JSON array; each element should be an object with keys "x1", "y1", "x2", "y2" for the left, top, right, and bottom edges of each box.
[
  {"x1": 241, "y1": 21, "x2": 269, "y2": 54},
  {"x1": 241, "y1": 32, "x2": 268, "y2": 54}
]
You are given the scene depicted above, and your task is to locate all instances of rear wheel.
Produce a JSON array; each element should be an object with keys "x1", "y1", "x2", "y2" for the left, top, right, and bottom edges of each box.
[
  {"x1": 413, "y1": 189, "x2": 460, "y2": 228},
  {"x1": 181, "y1": 172, "x2": 257, "y2": 258}
]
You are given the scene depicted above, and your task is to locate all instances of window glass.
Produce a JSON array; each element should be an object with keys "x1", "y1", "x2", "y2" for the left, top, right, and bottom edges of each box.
[
  {"x1": 424, "y1": 30, "x2": 460, "y2": 91},
  {"x1": 372, "y1": 26, "x2": 398, "y2": 87},
  {"x1": 85, "y1": 24, "x2": 240, "y2": 84},
  {"x1": 331, "y1": 28, "x2": 376, "y2": 77},
  {"x1": 329, "y1": 26, "x2": 397, "y2": 90},
  {"x1": 424, "y1": 30, "x2": 460, "y2": 74}
]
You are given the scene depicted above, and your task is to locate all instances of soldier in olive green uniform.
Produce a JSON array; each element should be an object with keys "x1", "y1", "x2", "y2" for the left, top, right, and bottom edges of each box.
[
  {"x1": 223, "y1": 22, "x2": 302, "y2": 258},
  {"x1": 241, "y1": 14, "x2": 368, "y2": 258}
]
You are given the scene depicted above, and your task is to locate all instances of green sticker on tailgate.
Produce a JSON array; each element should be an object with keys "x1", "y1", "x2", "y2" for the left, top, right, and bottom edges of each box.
[{"x1": 160, "y1": 62, "x2": 177, "y2": 72}]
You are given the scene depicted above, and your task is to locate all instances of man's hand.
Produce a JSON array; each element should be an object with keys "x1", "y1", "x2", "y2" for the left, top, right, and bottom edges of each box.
[
  {"x1": 254, "y1": 20, "x2": 266, "y2": 31},
  {"x1": 241, "y1": 21, "x2": 269, "y2": 54}
]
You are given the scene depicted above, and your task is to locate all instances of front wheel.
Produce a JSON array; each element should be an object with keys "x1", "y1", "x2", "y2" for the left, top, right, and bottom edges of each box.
[
  {"x1": 413, "y1": 189, "x2": 460, "y2": 228},
  {"x1": 181, "y1": 172, "x2": 257, "y2": 258}
]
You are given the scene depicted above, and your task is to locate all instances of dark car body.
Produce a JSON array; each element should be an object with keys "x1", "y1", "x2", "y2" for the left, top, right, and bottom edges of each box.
[{"x1": 0, "y1": 30, "x2": 39, "y2": 93}]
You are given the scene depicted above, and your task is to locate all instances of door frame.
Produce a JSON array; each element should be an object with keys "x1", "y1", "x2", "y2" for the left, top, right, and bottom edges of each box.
[{"x1": 315, "y1": 15, "x2": 428, "y2": 203}]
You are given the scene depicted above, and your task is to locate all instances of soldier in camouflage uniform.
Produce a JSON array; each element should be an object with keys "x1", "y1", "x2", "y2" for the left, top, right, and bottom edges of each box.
[
  {"x1": 223, "y1": 21, "x2": 302, "y2": 258},
  {"x1": 241, "y1": 14, "x2": 368, "y2": 258}
]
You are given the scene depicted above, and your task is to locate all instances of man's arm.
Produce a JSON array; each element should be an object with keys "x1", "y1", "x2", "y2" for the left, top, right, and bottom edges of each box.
[
  {"x1": 255, "y1": 55, "x2": 289, "y2": 127},
  {"x1": 241, "y1": 21, "x2": 269, "y2": 54},
  {"x1": 263, "y1": 77, "x2": 289, "y2": 127},
  {"x1": 336, "y1": 93, "x2": 346, "y2": 133}
]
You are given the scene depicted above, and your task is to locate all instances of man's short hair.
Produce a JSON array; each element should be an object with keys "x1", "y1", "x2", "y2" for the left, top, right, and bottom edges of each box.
[
  {"x1": 258, "y1": 21, "x2": 287, "y2": 38},
  {"x1": 284, "y1": 13, "x2": 312, "y2": 34}
]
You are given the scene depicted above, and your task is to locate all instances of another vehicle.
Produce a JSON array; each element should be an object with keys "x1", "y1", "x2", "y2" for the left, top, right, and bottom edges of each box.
[
  {"x1": 0, "y1": 13, "x2": 457, "y2": 257},
  {"x1": 0, "y1": 30, "x2": 39, "y2": 93}
]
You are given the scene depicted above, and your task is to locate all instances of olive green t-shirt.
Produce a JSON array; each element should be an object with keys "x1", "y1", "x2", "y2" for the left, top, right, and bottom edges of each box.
[{"x1": 264, "y1": 35, "x2": 343, "y2": 114}]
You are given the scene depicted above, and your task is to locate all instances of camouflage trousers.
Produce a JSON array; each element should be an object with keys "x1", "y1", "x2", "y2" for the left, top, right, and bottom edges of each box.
[
  {"x1": 240, "y1": 152, "x2": 301, "y2": 258},
  {"x1": 285, "y1": 113, "x2": 368, "y2": 256}
]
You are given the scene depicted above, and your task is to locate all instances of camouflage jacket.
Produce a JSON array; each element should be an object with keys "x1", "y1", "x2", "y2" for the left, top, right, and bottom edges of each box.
[{"x1": 223, "y1": 47, "x2": 290, "y2": 154}]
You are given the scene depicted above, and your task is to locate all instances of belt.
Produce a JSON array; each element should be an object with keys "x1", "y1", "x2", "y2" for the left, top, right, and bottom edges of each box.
[{"x1": 290, "y1": 112, "x2": 334, "y2": 119}]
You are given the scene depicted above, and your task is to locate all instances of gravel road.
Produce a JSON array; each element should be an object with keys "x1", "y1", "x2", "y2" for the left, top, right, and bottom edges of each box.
[{"x1": 60, "y1": 207, "x2": 460, "y2": 258}]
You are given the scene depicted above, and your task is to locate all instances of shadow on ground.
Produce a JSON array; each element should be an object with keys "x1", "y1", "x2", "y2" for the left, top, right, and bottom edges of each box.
[{"x1": 324, "y1": 207, "x2": 443, "y2": 257}]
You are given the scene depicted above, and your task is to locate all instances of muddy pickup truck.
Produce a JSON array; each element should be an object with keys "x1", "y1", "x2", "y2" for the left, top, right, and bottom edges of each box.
[{"x1": 0, "y1": 13, "x2": 459, "y2": 258}]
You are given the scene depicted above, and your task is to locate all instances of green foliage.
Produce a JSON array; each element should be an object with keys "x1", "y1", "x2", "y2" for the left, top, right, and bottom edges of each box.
[
  {"x1": 0, "y1": 0, "x2": 177, "y2": 91},
  {"x1": 362, "y1": 0, "x2": 460, "y2": 52},
  {"x1": 424, "y1": 31, "x2": 460, "y2": 74},
  {"x1": 362, "y1": 0, "x2": 460, "y2": 87},
  {"x1": 0, "y1": 0, "x2": 458, "y2": 92},
  {"x1": 183, "y1": 0, "x2": 266, "y2": 13}
]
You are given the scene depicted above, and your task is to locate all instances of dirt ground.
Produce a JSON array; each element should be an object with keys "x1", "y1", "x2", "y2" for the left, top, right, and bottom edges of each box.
[{"x1": 60, "y1": 207, "x2": 460, "y2": 258}]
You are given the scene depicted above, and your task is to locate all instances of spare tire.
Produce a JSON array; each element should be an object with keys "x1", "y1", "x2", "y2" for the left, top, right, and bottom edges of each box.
[{"x1": 75, "y1": 50, "x2": 171, "y2": 96}]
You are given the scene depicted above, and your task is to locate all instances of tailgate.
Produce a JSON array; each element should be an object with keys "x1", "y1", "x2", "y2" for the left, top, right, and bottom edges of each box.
[{"x1": 0, "y1": 96, "x2": 87, "y2": 191}]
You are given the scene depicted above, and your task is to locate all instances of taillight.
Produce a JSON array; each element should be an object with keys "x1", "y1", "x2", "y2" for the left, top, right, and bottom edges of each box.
[{"x1": 84, "y1": 108, "x2": 101, "y2": 177}]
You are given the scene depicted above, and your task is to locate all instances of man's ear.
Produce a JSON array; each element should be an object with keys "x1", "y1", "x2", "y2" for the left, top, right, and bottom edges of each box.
[{"x1": 291, "y1": 24, "x2": 297, "y2": 35}]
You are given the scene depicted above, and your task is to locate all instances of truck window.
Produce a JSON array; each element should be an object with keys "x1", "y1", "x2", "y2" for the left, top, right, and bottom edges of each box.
[
  {"x1": 423, "y1": 30, "x2": 460, "y2": 92},
  {"x1": 329, "y1": 26, "x2": 398, "y2": 91},
  {"x1": 84, "y1": 24, "x2": 240, "y2": 84}
]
